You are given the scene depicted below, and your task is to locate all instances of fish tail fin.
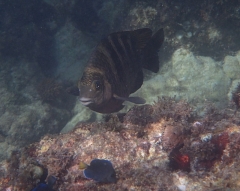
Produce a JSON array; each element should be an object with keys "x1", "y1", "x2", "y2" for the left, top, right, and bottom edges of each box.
[
  {"x1": 47, "y1": 175, "x2": 57, "y2": 188},
  {"x1": 142, "y1": 28, "x2": 164, "y2": 73}
]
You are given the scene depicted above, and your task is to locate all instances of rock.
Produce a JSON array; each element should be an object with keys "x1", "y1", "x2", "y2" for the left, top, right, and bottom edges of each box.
[
  {"x1": 2, "y1": 100, "x2": 240, "y2": 190},
  {"x1": 0, "y1": 59, "x2": 73, "y2": 160},
  {"x1": 132, "y1": 48, "x2": 231, "y2": 109},
  {"x1": 223, "y1": 54, "x2": 240, "y2": 79},
  {"x1": 54, "y1": 22, "x2": 95, "y2": 81}
]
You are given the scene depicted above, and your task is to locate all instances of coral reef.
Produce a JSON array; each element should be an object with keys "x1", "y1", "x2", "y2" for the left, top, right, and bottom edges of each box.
[
  {"x1": 223, "y1": 52, "x2": 240, "y2": 79},
  {"x1": 63, "y1": 48, "x2": 240, "y2": 133},
  {"x1": 0, "y1": 58, "x2": 74, "y2": 161},
  {"x1": 0, "y1": 0, "x2": 65, "y2": 76},
  {"x1": 127, "y1": 5, "x2": 158, "y2": 28},
  {"x1": 51, "y1": 0, "x2": 240, "y2": 83},
  {"x1": 132, "y1": 48, "x2": 231, "y2": 109},
  {"x1": 1, "y1": 0, "x2": 239, "y2": 79},
  {"x1": 1, "y1": 98, "x2": 240, "y2": 190},
  {"x1": 0, "y1": 0, "x2": 240, "y2": 190}
]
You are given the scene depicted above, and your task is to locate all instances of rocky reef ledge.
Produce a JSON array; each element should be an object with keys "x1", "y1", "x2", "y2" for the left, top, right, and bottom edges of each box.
[{"x1": 1, "y1": 97, "x2": 240, "y2": 191}]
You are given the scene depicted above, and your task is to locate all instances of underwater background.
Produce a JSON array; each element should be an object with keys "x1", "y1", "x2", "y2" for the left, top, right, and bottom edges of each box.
[{"x1": 0, "y1": 0, "x2": 240, "y2": 190}]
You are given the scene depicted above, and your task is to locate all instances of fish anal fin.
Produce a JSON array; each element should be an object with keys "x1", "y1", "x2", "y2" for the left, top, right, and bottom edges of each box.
[
  {"x1": 66, "y1": 86, "x2": 79, "y2": 96},
  {"x1": 131, "y1": 71, "x2": 143, "y2": 93},
  {"x1": 107, "y1": 28, "x2": 152, "y2": 51}
]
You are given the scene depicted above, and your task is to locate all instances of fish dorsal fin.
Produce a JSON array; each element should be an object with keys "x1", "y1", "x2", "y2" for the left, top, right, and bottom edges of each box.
[
  {"x1": 132, "y1": 28, "x2": 152, "y2": 51},
  {"x1": 107, "y1": 28, "x2": 152, "y2": 52},
  {"x1": 114, "y1": 94, "x2": 146, "y2": 104}
]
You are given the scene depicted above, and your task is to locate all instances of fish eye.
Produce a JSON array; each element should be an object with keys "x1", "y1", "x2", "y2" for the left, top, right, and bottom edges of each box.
[{"x1": 93, "y1": 80, "x2": 102, "y2": 90}]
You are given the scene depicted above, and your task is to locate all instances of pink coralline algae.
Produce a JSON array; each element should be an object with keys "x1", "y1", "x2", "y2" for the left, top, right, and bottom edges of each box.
[{"x1": 1, "y1": 97, "x2": 240, "y2": 190}]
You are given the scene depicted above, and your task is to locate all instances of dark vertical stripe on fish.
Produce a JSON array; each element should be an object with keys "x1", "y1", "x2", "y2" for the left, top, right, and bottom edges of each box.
[
  {"x1": 97, "y1": 44, "x2": 119, "y2": 82},
  {"x1": 117, "y1": 33, "x2": 132, "y2": 67},
  {"x1": 104, "y1": 35, "x2": 127, "y2": 84},
  {"x1": 108, "y1": 35, "x2": 125, "y2": 73},
  {"x1": 108, "y1": 35, "x2": 125, "y2": 82},
  {"x1": 118, "y1": 34, "x2": 139, "y2": 82},
  {"x1": 94, "y1": 39, "x2": 123, "y2": 90}
]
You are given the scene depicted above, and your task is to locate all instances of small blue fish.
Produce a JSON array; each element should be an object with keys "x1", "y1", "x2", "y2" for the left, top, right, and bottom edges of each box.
[
  {"x1": 83, "y1": 159, "x2": 117, "y2": 183},
  {"x1": 31, "y1": 175, "x2": 56, "y2": 191}
]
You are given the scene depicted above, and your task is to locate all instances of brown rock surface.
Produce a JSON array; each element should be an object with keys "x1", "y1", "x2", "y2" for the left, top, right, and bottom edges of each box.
[{"x1": 1, "y1": 98, "x2": 240, "y2": 191}]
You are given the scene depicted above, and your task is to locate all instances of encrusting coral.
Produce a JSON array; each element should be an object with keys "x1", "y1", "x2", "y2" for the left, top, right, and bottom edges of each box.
[{"x1": 1, "y1": 97, "x2": 240, "y2": 190}]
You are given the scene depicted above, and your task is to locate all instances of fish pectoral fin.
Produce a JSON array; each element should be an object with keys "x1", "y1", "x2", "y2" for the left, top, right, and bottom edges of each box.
[
  {"x1": 114, "y1": 94, "x2": 146, "y2": 104},
  {"x1": 126, "y1": 96, "x2": 146, "y2": 104},
  {"x1": 66, "y1": 86, "x2": 79, "y2": 96}
]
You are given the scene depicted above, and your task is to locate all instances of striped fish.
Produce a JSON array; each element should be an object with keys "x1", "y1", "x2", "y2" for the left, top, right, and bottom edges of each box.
[{"x1": 76, "y1": 28, "x2": 164, "y2": 113}]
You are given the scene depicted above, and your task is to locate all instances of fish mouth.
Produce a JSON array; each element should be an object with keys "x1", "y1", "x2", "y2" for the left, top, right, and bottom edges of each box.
[{"x1": 79, "y1": 97, "x2": 93, "y2": 106}]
